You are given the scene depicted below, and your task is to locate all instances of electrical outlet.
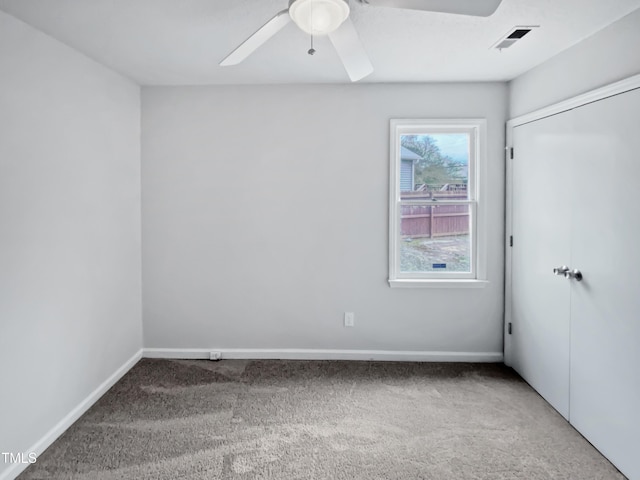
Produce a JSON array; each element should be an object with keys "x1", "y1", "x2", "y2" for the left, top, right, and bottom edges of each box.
[
  {"x1": 344, "y1": 312, "x2": 355, "y2": 327},
  {"x1": 209, "y1": 351, "x2": 222, "y2": 361}
]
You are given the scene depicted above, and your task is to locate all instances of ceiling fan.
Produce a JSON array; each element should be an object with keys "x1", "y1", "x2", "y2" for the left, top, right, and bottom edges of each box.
[{"x1": 219, "y1": 0, "x2": 503, "y2": 82}]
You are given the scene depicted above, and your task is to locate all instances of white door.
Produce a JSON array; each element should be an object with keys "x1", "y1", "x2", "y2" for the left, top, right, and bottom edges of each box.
[
  {"x1": 569, "y1": 89, "x2": 640, "y2": 479},
  {"x1": 511, "y1": 113, "x2": 574, "y2": 419}
]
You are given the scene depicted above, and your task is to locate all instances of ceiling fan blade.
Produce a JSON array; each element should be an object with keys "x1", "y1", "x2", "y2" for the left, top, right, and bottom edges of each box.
[
  {"x1": 220, "y1": 9, "x2": 291, "y2": 66},
  {"x1": 328, "y1": 18, "x2": 373, "y2": 82},
  {"x1": 360, "y1": 0, "x2": 502, "y2": 17}
]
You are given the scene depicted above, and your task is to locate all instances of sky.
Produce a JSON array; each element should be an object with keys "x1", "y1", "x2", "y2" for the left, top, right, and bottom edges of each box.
[{"x1": 429, "y1": 133, "x2": 469, "y2": 164}]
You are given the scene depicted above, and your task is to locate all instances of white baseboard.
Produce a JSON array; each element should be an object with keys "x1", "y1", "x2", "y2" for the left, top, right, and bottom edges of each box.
[
  {"x1": 0, "y1": 349, "x2": 143, "y2": 480},
  {"x1": 143, "y1": 348, "x2": 503, "y2": 363}
]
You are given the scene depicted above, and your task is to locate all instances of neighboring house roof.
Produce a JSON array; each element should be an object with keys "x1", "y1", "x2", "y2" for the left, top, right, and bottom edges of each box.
[{"x1": 401, "y1": 146, "x2": 421, "y2": 162}]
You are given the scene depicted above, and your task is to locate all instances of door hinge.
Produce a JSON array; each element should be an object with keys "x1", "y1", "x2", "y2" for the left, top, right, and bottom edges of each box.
[
  {"x1": 509, "y1": 235, "x2": 513, "y2": 247},
  {"x1": 508, "y1": 322, "x2": 512, "y2": 335},
  {"x1": 510, "y1": 147, "x2": 514, "y2": 159}
]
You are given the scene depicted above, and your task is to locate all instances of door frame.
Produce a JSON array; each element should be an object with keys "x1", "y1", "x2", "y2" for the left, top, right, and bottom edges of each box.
[{"x1": 504, "y1": 73, "x2": 640, "y2": 366}]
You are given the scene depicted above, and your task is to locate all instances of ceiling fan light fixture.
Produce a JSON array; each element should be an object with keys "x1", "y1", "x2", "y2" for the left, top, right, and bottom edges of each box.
[{"x1": 289, "y1": 0, "x2": 350, "y2": 36}]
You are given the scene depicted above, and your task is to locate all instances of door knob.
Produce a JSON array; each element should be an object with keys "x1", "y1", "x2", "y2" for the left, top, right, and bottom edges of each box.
[
  {"x1": 564, "y1": 269, "x2": 583, "y2": 281},
  {"x1": 553, "y1": 266, "x2": 570, "y2": 276}
]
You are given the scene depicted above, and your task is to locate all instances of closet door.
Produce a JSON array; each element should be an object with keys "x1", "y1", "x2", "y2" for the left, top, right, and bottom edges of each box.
[
  {"x1": 569, "y1": 88, "x2": 640, "y2": 479},
  {"x1": 511, "y1": 113, "x2": 574, "y2": 419}
]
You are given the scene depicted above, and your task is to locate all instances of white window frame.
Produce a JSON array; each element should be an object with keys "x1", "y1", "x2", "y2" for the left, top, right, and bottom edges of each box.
[{"x1": 389, "y1": 119, "x2": 488, "y2": 288}]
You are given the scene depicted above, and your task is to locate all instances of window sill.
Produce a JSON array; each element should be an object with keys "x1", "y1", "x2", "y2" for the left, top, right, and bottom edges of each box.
[{"x1": 388, "y1": 279, "x2": 490, "y2": 289}]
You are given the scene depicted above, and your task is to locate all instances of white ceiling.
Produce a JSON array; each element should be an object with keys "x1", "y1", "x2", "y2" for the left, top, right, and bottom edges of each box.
[{"x1": 1, "y1": 0, "x2": 639, "y2": 85}]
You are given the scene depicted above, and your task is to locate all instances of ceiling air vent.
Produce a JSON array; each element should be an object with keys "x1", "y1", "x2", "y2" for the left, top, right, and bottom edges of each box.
[{"x1": 493, "y1": 25, "x2": 539, "y2": 50}]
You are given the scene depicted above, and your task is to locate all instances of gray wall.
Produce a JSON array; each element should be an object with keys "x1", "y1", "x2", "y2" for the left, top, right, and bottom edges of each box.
[
  {"x1": 510, "y1": 8, "x2": 640, "y2": 118},
  {"x1": 141, "y1": 83, "x2": 508, "y2": 354},
  {"x1": 0, "y1": 11, "x2": 142, "y2": 475}
]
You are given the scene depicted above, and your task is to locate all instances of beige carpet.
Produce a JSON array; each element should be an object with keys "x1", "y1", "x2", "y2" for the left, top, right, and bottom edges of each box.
[{"x1": 19, "y1": 359, "x2": 625, "y2": 479}]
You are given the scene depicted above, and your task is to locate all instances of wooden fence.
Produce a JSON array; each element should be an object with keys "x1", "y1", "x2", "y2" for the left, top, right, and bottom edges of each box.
[{"x1": 400, "y1": 189, "x2": 469, "y2": 238}]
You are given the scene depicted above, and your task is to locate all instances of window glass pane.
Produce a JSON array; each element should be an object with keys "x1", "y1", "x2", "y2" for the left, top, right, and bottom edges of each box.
[
  {"x1": 399, "y1": 133, "x2": 469, "y2": 200},
  {"x1": 400, "y1": 203, "x2": 471, "y2": 273}
]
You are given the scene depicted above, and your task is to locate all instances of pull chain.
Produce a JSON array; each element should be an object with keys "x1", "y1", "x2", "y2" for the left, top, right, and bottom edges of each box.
[
  {"x1": 308, "y1": 35, "x2": 316, "y2": 55},
  {"x1": 308, "y1": 0, "x2": 316, "y2": 55}
]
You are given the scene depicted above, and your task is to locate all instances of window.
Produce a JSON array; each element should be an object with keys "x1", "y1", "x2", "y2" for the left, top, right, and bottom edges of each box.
[{"x1": 389, "y1": 119, "x2": 487, "y2": 287}]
